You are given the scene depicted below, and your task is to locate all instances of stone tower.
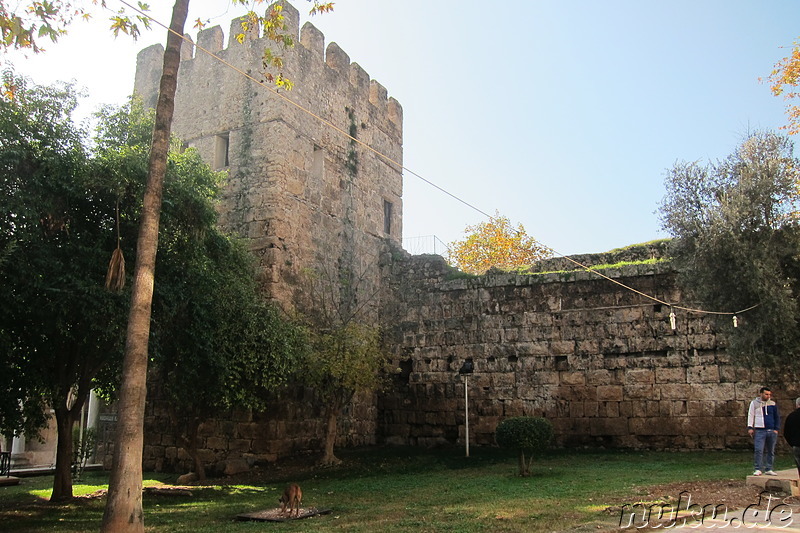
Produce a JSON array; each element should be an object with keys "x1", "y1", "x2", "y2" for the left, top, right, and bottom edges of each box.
[{"x1": 133, "y1": 2, "x2": 403, "y2": 311}]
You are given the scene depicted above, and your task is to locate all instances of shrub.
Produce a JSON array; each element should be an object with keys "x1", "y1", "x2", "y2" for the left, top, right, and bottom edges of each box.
[{"x1": 495, "y1": 416, "x2": 553, "y2": 476}]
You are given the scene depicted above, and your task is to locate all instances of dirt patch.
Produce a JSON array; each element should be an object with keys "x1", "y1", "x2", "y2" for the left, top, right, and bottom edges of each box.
[
  {"x1": 596, "y1": 479, "x2": 800, "y2": 531},
  {"x1": 236, "y1": 507, "x2": 332, "y2": 522},
  {"x1": 628, "y1": 479, "x2": 773, "y2": 510}
]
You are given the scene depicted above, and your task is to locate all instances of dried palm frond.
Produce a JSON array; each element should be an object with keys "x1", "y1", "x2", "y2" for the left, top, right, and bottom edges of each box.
[
  {"x1": 105, "y1": 198, "x2": 125, "y2": 292},
  {"x1": 105, "y1": 246, "x2": 125, "y2": 292}
]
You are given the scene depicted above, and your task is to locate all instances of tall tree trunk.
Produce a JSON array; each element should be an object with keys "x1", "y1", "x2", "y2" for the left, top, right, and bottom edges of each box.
[
  {"x1": 518, "y1": 450, "x2": 528, "y2": 477},
  {"x1": 50, "y1": 406, "x2": 77, "y2": 501},
  {"x1": 101, "y1": 2, "x2": 189, "y2": 531},
  {"x1": 320, "y1": 405, "x2": 342, "y2": 466},
  {"x1": 178, "y1": 416, "x2": 206, "y2": 481}
]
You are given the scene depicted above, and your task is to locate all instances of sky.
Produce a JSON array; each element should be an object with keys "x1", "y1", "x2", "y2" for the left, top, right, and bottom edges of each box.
[{"x1": 6, "y1": 0, "x2": 800, "y2": 256}]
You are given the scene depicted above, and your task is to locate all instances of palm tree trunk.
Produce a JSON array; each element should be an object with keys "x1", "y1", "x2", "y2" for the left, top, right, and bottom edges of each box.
[{"x1": 100, "y1": 1, "x2": 189, "y2": 531}]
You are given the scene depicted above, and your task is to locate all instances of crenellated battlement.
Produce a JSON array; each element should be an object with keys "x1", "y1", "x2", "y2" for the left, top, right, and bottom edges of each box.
[{"x1": 135, "y1": 4, "x2": 402, "y2": 131}]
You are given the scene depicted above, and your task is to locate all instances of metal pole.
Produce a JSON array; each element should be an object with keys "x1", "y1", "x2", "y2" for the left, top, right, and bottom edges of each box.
[{"x1": 464, "y1": 374, "x2": 469, "y2": 458}]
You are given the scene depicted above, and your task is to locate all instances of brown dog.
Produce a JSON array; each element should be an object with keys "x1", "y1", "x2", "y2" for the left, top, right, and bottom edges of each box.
[{"x1": 279, "y1": 483, "x2": 302, "y2": 517}]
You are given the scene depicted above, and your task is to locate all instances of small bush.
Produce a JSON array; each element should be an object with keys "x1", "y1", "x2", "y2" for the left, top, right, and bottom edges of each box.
[{"x1": 495, "y1": 416, "x2": 553, "y2": 476}]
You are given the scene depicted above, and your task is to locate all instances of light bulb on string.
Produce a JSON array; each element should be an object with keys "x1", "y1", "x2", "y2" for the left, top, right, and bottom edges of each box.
[
  {"x1": 733, "y1": 315, "x2": 738, "y2": 328},
  {"x1": 669, "y1": 309, "x2": 676, "y2": 330}
]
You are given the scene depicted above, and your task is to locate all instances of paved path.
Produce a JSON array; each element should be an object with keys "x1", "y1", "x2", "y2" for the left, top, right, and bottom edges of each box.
[
  {"x1": 616, "y1": 470, "x2": 800, "y2": 531},
  {"x1": 668, "y1": 469, "x2": 800, "y2": 531}
]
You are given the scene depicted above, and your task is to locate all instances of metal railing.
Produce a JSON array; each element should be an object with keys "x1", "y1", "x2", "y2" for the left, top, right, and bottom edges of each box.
[{"x1": 402, "y1": 235, "x2": 450, "y2": 257}]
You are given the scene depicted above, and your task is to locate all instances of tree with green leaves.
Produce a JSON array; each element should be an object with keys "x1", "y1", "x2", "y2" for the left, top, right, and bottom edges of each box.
[
  {"x1": 448, "y1": 212, "x2": 551, "y2": 275},
  {"x1": 0, "y1": 2, "x2": 331, "y2": 528},
  {"x1": 95, "y1": 98, "x2": 310, "y2": 482},
  {"x1": 495, "y1": 417, "x2": 553, "y2": 477},
  {"x1": 152, "y1": 228, "x2": 307, "y2": 481},
  {"x1": 0, "y1": 76, "x2": 306, "y2": 500},
  {"x1": 0, "y1": 76, "x2": 130, "y2": 501},
  {"x1": 301, "y1": 267, "x2": 388, "y2": 466},
  {"x1": 659, "y1": 130, "x2": 800, "y2": 370}
]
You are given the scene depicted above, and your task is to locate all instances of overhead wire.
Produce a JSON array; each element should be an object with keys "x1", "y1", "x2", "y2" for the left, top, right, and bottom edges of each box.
[{"x1": 115, "y1": 0, "x2": 759, "y2": 321}]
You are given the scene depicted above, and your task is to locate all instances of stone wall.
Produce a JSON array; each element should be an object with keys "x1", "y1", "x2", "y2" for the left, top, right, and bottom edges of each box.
[
  {"x1": 134, "y1": 381, "x2": 377, "y2": 474},
  {"x1": 110, "y1": 247, "x2": 800, "y2": 473},
  {"x1": 379, "y1": 251, "x2": 800, "y2": 450}
]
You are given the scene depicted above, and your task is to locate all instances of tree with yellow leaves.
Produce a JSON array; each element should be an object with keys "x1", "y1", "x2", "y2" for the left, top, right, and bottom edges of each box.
[
  {"x1": 767, "y1": 39, "x2": 800, "y2": 135},
  {"x1": 447, "y1": 212, "x2": 550, "y2": 275}
]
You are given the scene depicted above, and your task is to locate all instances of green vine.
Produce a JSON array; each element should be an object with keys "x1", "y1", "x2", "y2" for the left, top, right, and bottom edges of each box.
[{"x1": 345, "y1": 107, "x2": 358, "y2": 176}]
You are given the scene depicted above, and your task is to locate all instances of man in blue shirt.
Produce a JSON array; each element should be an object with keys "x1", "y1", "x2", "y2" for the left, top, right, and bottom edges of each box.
[{"x1": 747, "y1": 387, "x2": 781, "y2": 476}]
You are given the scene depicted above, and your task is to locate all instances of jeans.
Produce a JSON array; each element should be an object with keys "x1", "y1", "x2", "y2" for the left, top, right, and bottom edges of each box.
[{"x1": 753, "y1": 429, "x2": 778, "y2": 471}]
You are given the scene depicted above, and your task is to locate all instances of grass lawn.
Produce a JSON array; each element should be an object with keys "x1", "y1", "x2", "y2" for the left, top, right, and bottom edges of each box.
[{"x1": 0, "y1": 446, "x2": 779, "y2": 532}]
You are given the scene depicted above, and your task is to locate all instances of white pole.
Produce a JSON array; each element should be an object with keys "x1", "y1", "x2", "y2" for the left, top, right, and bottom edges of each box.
[{"x1": 464, "y1": 374, "x2": 470, "y2": 458}]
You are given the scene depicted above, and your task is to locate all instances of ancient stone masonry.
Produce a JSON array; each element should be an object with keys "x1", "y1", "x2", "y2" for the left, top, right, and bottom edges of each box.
[
  {"x1": 134, "y1": 2, "x2": 403, "y2": 311},
  {"x1": 118, "y1": 4, "x2": 800, "y2": 475},
  {"x1": 378, "y1": 249, "x2": 800, "y2": 450},
  {"x1": 135, "y1": 377, "x2": 376, "y2": 474}
]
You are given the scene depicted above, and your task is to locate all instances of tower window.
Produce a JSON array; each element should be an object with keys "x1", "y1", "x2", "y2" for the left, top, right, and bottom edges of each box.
[
  {"x1": 214, "y1": 133, "x2": 230, "y2": 169},
  {"x1": 383, "y1": 200, "x2": 393, "y2": 235},
  {"x1": 312, "y1": 145, "x2": 324, "y2": 179}
]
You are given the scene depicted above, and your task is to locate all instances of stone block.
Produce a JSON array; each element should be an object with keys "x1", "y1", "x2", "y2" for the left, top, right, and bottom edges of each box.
[
  {"x1": 583, "y1": 401, "x2": 599, "y2": 417},
  {"x1": 597, "y1": 385, "x2": 623, "y2": 401},
  {"x1": 229, "y1": 439, "x2": 251, "y2": 453},
  {"x1": 587, "y1": 369, "x2": 616, "y2": 385},
  {"x1": 602, "y1": 355, "x2": 628, "y2": 369},
  {"x1": 690, "y1": 382, "x2": 734, "y2": 401},
  {"x1": 671, "y1": 400, "x2": 688, "y2": 416},
  {"x1": 624, "y1": 384, "x2": 656, "y2": 400},
  {"x1": 625, "y1": 369, "x2": 655, "y2": 384},
  {"x1": 560, "y1": 372, "x2": 586, "y2": 386},
  {"x1": 687, "y1": 400, "x2": 714, "y2": 417},
  {"x1": 682, "y1": 416, "x2": 720, "y2": 436},
  {"x1": 659, "y1": 383, "x2": 692, "y2": 400},
  {"x1": 628, "y1": 417, "x2": 684, "y2": 436},
  {"x1": 492, "y1": 373, "x2": 516, "y2": 388},
  {"x1": 223, "y1": 459, "x2": 250, "y2": 476},
  {"x1": 206, "y1": 437, "x2": 228, "y2": 450},
  {"x1": 589, "y1": 418, "x2": 628, "y2": 436},
  {"x1": 550, "y1": 340, "x2": 576, "y2": 355},
  {"x1": 532, "y1": 370, "x2": 560, "y2": 385},
  {"x1": 658, "y1": 400, "x2": 673, "y2": 416},
  {"x1": 598, "y1": 402, "x2": 620, "y2": 418},
  {"x1": 687, "y1": 365, "x2": 720, "y2": 383},
  {"x1": 563, "y1": 385, "x2": 596, "y2": 401},
  {"x1": 576, "y1": 339, "x2": 600, "y2": 355},
  {"x1": 235, "y1": 422, "x2": 259, "y2": 440},
  {"x1": 655, "y1": 367, "x2": 686, "y2": 383},
  {"x1": 719, "y1": 365, "x2": 737, "y2": 383}
]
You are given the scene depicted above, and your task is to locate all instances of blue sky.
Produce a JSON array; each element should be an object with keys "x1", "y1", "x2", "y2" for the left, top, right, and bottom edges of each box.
[{"x1": 7, "y1": 1, "x2": 800, "y2": 256}]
